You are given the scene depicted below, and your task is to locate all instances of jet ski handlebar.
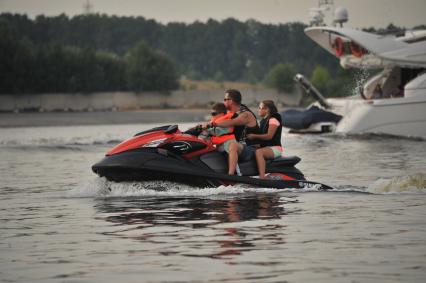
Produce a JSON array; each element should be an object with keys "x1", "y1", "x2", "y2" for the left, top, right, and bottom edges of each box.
[{"x1": 165, "y1": 124, "x2": 179, "y2": 134}]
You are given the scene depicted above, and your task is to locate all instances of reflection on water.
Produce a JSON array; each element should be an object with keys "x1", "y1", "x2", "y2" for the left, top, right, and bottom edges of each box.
[
  {"x1": 98, "y1": 195, "x2": 286, "y2": 226},
  {"x1": 95, "y1": 194, "x2": 295, "y2": 260}
]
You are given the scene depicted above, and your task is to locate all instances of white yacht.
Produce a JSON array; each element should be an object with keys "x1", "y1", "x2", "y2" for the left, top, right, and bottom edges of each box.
[{"x1": 301, "y1": 25, "x2": 426, "y2": 139}]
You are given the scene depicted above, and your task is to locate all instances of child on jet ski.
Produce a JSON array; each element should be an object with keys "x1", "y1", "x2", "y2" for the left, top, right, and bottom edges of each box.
[
  {"x1": 202, "y1": 102, "x2": 237, "y2": 153},
  {"x1": 246, "y1": 100, "x2": 284, "y2": 179}
]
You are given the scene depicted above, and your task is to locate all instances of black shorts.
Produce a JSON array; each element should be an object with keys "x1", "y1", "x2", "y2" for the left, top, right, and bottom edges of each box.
[{"x1": 239, "y1": 145, "x2": 256, "y2": 162}]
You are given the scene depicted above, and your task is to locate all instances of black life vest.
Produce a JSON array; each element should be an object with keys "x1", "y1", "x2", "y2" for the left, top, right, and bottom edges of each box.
[
  {"x1": 233, "y1": 104, "x2": 259, "y2": 146},
  {"x1": 258, "y1": 113, "x2": 282, "y2": 147}
]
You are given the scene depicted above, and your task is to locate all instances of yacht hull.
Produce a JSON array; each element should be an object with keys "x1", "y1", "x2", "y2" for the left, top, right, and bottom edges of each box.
[{"x1": 332, "y1": 96, "x2": 426, "y2": 139}]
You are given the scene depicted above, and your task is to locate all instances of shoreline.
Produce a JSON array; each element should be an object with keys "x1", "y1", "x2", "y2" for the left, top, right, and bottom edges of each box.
[{"x1": 0, "y1": 109, "x2": 209, "y2": 128}]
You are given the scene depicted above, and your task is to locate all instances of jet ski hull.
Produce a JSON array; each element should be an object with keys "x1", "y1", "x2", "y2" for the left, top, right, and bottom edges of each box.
[
  {"x1": 92, "y1": 148, "x2": 222, "y2": 187},
  {"x1": 92, "y1": 148, "x2": 312, "y2": 189}
]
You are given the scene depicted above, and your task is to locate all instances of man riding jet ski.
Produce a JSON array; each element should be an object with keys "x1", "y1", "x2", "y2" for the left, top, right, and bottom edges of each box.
[{"x1": 91, "y1": 124, "x2": 333, "y2": 190}]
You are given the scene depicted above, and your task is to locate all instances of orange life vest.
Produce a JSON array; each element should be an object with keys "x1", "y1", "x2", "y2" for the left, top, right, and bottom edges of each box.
[{"x1": 210, "y1": 112, "x2": 236, "y2": 145}]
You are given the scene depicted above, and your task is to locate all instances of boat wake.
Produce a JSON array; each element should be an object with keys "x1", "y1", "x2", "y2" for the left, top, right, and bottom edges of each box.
[
  {"x1": 366, "y1": 173, "x2": 426, "y2": 194},
  {"x1": 67, "y1": 173, "x2": 426, "y2": 198},
  {"x1": 67, "y1": 177, "x2": 331, "y2": 198}
]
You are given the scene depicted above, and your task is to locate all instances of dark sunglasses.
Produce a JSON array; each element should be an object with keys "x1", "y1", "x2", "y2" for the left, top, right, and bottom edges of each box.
[{"x1": 223, "y1": 98, "x2": 232, "y2": 101}]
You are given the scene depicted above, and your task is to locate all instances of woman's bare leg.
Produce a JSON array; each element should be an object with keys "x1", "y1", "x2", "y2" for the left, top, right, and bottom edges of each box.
[{"x1": 255, "y1": 147, "x2": 275, "y2": 179}]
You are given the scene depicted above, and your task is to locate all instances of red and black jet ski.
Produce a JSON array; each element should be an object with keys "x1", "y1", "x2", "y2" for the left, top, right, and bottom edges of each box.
[{"x1": 92, "y1": 125, "x2": 333, "y2": 190}]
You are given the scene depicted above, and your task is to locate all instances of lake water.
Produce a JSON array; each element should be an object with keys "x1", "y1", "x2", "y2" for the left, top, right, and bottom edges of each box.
[{"x1": 1, "y1": 122, "x2": 426, "y2": 282}]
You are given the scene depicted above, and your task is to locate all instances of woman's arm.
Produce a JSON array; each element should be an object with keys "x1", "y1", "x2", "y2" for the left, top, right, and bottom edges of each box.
[{"x1": 247, "y1": 124, "x2": 278, "y2": 140}]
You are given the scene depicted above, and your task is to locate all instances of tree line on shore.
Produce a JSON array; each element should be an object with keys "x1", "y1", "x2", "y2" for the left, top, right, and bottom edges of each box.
[
  {"x1": 1, "y1": 16, "x2": 178, "y2": 94},
  {"x1": 1, "y1": 13, "x2": 417, "y2": 97}
]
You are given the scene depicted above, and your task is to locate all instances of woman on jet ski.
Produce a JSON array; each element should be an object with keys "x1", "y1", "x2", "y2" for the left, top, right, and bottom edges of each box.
[{"x1": 246, "y1": 100, "x2": 284, "y2": 179}]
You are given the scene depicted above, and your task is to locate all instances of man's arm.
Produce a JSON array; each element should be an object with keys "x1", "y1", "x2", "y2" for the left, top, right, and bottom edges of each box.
[{"x1": 214, "y1": 112, "x2": 251, "y2": 128}]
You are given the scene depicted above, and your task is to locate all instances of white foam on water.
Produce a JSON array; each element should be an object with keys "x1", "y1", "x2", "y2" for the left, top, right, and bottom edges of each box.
[
  {"x1": 66, "y1": 178, "x2": 112, "y2": 198},
  {"x1": 366, "y1": 173, "x2": 426, "y2": 194},
  {"x1": 66, "y1": 177, "x2": 328, "y2": 198}
]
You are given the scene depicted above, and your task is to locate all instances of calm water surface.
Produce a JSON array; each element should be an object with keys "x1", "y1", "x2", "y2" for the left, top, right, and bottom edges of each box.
[{"x1": 1, "y1": 122, "x2": 426, "y2": 282}]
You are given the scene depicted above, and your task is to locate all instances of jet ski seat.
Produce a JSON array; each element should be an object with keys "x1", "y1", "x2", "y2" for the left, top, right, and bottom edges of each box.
[{"x1": 269, "y1": 156, "x2": 301, "y2": 166}]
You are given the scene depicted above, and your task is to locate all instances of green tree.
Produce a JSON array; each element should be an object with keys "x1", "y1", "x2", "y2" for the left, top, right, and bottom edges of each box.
[
  {"x1": 263, "y1": 63, "x2": 296, "y2": 93},
  {"x1": 0, "y1": 18, "x2": 37, "y2": 94},
  {"x1": 0, "y1": 18, "x2": 20, "y2": 93},
  {"x1": 125, "y1": 42, "x2": 179, "y2": 92},
  {"x1": 310, "y1": 65, "x2": 330, "y2": 94}
]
